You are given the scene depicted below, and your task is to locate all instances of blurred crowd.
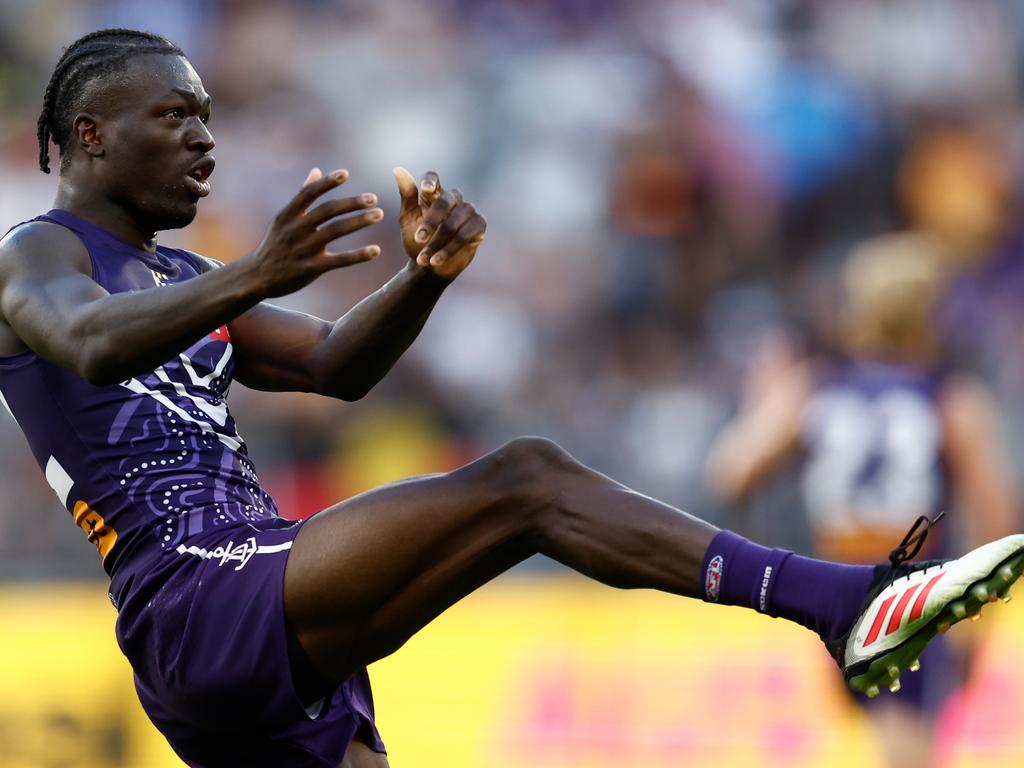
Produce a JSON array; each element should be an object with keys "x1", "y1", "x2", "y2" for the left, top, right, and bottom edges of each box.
[{"x1": 2, "y1": 0, "x2": 1024, "y2": 578}]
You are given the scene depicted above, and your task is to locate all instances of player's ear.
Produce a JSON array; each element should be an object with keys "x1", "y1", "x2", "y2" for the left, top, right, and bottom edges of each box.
[{"x1": 73, "y1": 113, "x2": 105, "y2": 159}]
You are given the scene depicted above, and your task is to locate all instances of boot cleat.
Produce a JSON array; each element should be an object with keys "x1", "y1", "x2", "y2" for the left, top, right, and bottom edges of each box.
[{"x1": 829, "y1": 518, "x2": 1024, "y2": 700}]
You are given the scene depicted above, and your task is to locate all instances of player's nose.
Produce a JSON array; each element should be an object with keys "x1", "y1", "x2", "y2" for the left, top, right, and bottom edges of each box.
[{"x1": 186, "y1": 119, "x2": 215, "y2": 152}]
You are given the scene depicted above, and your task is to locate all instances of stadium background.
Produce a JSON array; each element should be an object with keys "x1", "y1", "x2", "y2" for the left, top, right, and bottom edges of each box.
[{"x1": 2, "y1": 0, "x2": 1024, "y2": 765}]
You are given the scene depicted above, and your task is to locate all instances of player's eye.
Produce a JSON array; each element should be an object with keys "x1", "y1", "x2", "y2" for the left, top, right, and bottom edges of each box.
[
  {"x1": 163, "y1": 108, "x2": 185, "y2": 120},
  {"x1": 200, "y1": 113, "x2": 211, "y2": 125}
]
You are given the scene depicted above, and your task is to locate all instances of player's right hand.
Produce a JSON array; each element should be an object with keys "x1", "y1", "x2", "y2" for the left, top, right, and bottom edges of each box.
[{"x1": 248, "y1": 168, "x2": 382, "y2": 297}]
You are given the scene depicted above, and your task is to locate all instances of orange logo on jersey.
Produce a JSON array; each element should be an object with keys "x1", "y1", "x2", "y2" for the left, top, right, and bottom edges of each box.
[
  {"x1": 72, "y1": 500, "x2": 118, "y2": 561},
  {"x1": 209, "y1": 325, "x2": 231, "y2": 343}
]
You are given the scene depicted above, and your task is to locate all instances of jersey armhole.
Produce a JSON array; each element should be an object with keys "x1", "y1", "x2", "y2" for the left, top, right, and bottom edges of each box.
[
  {"x1": 174, "y1": 249, "x2": 225, "y2": 274},
  {"x1": 5, "y1": 218, "x2": 101, "y2": 285}
]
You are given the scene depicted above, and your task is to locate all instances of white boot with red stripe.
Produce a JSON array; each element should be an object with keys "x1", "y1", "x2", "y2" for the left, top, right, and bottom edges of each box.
[{"x1": 829, "y1": 515, "x2": 1024, "y2": 698}]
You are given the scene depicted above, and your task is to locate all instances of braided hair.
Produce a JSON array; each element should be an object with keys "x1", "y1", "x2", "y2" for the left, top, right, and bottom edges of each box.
[{"x1": 37, "y1": 29, "x2": 184, "y2": 174}]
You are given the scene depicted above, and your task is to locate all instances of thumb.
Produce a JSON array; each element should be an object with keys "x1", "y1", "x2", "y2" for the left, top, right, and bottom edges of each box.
[
  {"x1": 392, "y1": 166, "x2": 420, "y2": 219},
  {"x1": 304, "y1": 167, "x2": 323, "y2": 186}
]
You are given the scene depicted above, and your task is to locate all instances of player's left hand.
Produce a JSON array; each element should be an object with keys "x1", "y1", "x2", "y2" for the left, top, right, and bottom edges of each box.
[{"x1": 393, "y1": 167, "x2": 486, "y2": 281}]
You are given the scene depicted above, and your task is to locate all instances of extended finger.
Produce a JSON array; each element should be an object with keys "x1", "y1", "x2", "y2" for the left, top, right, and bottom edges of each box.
[
  {"x1": 425, "y1": 216, "x2": 486, "y2": 267},
  {"x1": 280, "y1": 168, "x2": 349, "y2": 219},
  {"x1": 416, "y1": 201, "x2": 476, "y2": 264},
  {"x1": 393, "y1": 167, "x2": 420, "y2": 220},
  {"x1": 414, "y1": 188, "x2": 462, "y2": 245},
  {"x1": 322, "y1": 244, "x2": 381, "y2": 269},
  {"x1": 418, "y1": 171, "x2": 442, "y2": 212},
  {"x1": 306, "y1": 193, "x2": 378, "y2": 228},
  {"x1": 310, "y1": 206, "x2": 384, "y2": 247}
]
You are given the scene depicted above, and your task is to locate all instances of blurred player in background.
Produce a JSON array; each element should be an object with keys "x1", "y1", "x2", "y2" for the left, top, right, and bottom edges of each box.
[
  {"x1": 707, "y1": 232, "x2": 1019, "y2": 768},
  {"x1": 1, "y1": 28, "x2": 1023, "y2": 768}
]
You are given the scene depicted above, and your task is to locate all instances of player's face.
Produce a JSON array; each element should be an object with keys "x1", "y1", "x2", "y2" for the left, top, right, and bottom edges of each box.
[{"x1": 95, "y1": 54, "x2": 215, "y2": 232}]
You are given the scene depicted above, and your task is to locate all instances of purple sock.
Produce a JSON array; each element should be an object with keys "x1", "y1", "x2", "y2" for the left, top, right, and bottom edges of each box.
[{"x1": 701, "y1": 530, "x2": 875, "y2": 642}]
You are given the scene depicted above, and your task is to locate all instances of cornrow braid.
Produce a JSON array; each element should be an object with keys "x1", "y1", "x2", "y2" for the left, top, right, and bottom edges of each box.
[{"x1": 37, "y1": 28, "x2": 184, "y2": 173}]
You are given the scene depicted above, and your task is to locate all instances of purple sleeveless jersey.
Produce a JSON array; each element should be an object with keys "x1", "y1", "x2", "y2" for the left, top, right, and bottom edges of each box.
[
  {"x1": 0, "y1": 210, "x2": 385, "y2": 765},
  {"x1": 0, "y1": 210, "x2": 278, "y2": 583},
  {"x1": 801, "y1": 360, "x2": 961, "y2": 714},
  {"x1": 802, "y1": 360, "x2": 952, "y2": 558}
]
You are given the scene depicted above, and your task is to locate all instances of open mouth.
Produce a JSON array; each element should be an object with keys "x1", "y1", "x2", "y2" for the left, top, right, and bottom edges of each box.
[{"x1": 185, "y1": 157, "x2": 215, "y2": 198}]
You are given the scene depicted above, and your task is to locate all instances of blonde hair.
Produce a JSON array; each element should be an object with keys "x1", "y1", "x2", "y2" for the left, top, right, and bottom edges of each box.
[{"x1": 843, "y1": 233, "x2": 950, "y2": 360}]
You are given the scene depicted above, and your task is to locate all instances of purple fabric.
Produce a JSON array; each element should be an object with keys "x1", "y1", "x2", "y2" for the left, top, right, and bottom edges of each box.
[
  {"x1": 0, "y1": 211, "x2": 384, "y2": 764},
  {"x1": 118, "y1": 516, "x2": 385, "y2": 766},
  {"x1": 802, "y1": 359, "x2": 952, "y2": 558},
  {"x1": 701, "y1": 530, "x2": 874, "y2": 642},
  {"x1": 0, "y1": 210, "x2": 279, "y2": 580}
]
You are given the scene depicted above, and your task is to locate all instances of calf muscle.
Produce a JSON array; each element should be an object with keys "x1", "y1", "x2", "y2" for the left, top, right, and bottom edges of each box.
[{"x1": 283, "y1": 437, "x2": 719, "y2": 681}]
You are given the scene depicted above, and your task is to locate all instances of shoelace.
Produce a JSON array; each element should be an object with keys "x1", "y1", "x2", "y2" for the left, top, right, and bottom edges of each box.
[
  {"x1": 826, "y1": 512, "x2": 950, "y2": 665},
  {"x1": 888, "y1": 511, "x2": 946, "y2": 568}
]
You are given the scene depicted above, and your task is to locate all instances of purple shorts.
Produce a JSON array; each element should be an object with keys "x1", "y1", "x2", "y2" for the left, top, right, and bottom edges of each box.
[{"x1": 113, "y1": 516, "x2": 385, "y2": 767}]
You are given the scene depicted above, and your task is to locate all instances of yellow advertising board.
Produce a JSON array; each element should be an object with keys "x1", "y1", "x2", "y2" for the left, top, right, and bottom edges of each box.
[
  {"x1": 1, "y1": 584, "x2": 177, "y2": 768},
  {"x1": 2, "y1": 576, "x2": 1023, "y2": 766}
]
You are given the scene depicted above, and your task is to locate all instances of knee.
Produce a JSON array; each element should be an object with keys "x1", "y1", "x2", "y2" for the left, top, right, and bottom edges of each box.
[{"x1": 481, "y1": 436, "x2": 581, "y2": 493}]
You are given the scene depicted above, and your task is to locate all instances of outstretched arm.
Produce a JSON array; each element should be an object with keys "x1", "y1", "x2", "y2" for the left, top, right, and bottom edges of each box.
[
  {"x1": 227, "y1": 168, "x2": 487, "y2": 399},
  {"x1": 0, "y1": 170, "x2": 381, "y2": 385},
  {"x1": 940, "y1": 374, "x2": 1019, "y2": 546},
  {"x1": 226, "y1": 264, "x2": 447, "y2": 397},
  {"x1": 706, "y1": 339, "x2": 810, "y2": 502}
]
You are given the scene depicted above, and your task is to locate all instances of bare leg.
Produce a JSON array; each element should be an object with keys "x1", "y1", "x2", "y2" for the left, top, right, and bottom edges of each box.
[
  {"x1": 868, "y1": 703, "x2": 933, "y2": 768},
  {"x1": 284, "y1": 437, "x2": 718, "y2": 680},
  {"x1": 337, "y1": 738, "x2": 390, "y2": 768}
]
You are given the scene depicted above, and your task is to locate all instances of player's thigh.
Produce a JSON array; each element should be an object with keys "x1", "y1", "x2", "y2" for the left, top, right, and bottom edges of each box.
[
  {"x1": 338, "y1": 738, "x2": 390, "y2": 768},
  {"x1": 284, "y1": 439, "x2": 558, "y2": 677}
]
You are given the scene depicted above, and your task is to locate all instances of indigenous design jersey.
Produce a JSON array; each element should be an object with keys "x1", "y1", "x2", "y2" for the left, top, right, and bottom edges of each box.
[
  {"x1": 800, "y1": 361, "x2": 951, "y2": 563},
  {"x1": 0, "y1": 210, "x2": 277, "y2": 578}
]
